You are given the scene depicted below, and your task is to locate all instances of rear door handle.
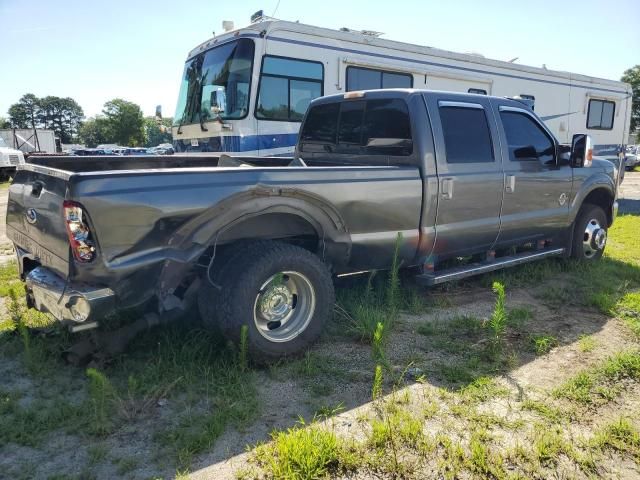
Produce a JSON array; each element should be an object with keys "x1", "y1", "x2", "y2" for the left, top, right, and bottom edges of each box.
[
  {"x1": 441, "y1": 178, "x2": 454, "y2": 199},
  {"x1": 31, "y1": 181, "x2": 44, "y2": 197},
  {"x1": 505, "y1": 175, "x2": 516, "y2": 193}
]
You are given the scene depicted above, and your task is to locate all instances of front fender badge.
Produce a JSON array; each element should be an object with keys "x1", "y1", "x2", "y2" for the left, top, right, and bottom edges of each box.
[{"x1": 558, "y1": 193, "x2": 567, "y2": 206}]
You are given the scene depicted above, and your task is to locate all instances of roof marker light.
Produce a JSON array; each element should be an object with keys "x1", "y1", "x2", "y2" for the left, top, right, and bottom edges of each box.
[{"x1": 344, "y1": 91, "x2": 365, "y2": 99}]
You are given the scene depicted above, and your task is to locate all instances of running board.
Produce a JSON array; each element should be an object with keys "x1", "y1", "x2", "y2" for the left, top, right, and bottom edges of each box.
[{"x1": 415, "y1": 248, "x2": 565, "y2": 286}]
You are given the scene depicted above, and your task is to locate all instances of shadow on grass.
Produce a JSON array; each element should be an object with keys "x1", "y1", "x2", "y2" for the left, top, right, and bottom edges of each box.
[{"x1": 618, "y1": 198, "x2": 640, "y2": 215}]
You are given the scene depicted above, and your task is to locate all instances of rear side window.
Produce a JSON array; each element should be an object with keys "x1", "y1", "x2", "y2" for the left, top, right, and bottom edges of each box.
[
  {"x1": 439, "y1": 106, "x2": 494, "y2": 163},
  {"x1": 362, "y1": 99, "x2": 412, "y2": 154},
  {"x1": 500, "y1": 111, "x2": 555, "y2": 165},
  {"x1": 587, "y1": 99, "x2": 615, "y2": 130},
  {"x1": 346, "y1": 66, "x2": 413, "y2": 91},
  {"x1": 300, "y1": 98, "x2": 412, "y2": 156},
  {"x1": 337, "y1": 101, "x2": 366, "y2": 146},
  {"x1": 299, "y1": 103, "x2": 339, "y2": 144}
]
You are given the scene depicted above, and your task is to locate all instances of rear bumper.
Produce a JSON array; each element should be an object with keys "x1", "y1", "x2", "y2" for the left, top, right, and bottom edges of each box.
[{"x1": 25, "y1": 266, "x2": 115, "y2": 324}]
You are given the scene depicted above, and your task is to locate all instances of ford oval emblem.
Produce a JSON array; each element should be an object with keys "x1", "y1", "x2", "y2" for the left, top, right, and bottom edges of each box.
[{"x1": 25, "y1": 208, "x2": 38, "y2": 225}]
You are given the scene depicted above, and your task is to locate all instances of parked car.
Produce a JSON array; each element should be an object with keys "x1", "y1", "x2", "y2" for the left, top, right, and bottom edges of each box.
[
  {"x1": 147, "y1": 146, "x2": 174, "y2": 155},
  {"x1": 624, "y1": 145, "x2": 639, "y2": 170},
  {"x1": 5, "y1": 89, "x2": 619, "y2": 361}
]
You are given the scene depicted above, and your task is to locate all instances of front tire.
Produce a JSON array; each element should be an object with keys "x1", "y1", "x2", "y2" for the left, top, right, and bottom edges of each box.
[
  {"x1": 200, "y1": 241, "x2": 335, "y2": 362},
  {"x1": 571, "y1": 204, "x2": 608, "y2": 261}
]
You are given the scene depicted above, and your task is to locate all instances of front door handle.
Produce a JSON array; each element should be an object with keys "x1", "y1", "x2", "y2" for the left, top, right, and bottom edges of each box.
[
  {"x1": 441, "y1": 178, "x2": 454, "y2": 199},
  {"x1": 506, "y1": 175, "x2": 516, "y2": 193}
]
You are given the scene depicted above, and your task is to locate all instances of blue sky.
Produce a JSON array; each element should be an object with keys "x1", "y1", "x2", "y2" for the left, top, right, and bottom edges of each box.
[{"x1": 1, "y1": 0, "x2": 638, "y2": 119}]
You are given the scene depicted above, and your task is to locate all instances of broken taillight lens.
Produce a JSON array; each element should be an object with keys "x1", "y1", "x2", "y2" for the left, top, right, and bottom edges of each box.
[{"x1": 63, "y1": 200, "x2": 96, "y2": 263}]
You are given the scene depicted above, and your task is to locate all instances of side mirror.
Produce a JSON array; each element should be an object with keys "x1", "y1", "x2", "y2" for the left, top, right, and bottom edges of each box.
[
  {"x1": 570, "y1": 134, "x2": 593, "y2": 168},
  {"x1": 513, "y1": 145, "x2": 537, "y2": 160}
]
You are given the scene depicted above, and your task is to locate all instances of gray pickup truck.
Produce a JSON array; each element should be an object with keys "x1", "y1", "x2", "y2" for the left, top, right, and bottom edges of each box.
[{"x1": 5, "y1": 89, "x2": 620, "y2": 360}]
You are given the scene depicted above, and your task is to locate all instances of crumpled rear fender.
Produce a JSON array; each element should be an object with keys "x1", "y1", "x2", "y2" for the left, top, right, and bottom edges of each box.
[{"x1": 156, "y1": 185, "x2": 351, "y2": 302}]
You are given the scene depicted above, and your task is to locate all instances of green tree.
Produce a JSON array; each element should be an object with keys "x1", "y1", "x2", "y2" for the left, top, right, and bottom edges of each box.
[
  {"x1": 7, "y1": 94, "x2": 84, "y2": 142},
  {"x1": 0, "y1": 116, "x2": 10, "y2": 129},
  {"x1": 37, "y1": 96, "x2": 84, "y2": 143},
  {"x1": 621, "y1": 65, "x2": 640, "y2": 140},
  {"x1": 8, "y1": 93, "x2": 39, "y2": 129},
  {"x1": 144, "y1": 116, "x2": 173, "y2": 147},
  {"x1": 78, "y1": 117, "x2": 112, "y2": 148},
  {"x1": 102, "y1": 99, "x2": 145, "y2": 146}
]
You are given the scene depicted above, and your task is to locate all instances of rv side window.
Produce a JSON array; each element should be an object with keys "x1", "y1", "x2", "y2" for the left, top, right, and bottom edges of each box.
[
  {"x1": 587, "y1": 99, "x2": 615, "y2": 130},
  {"x1": 256, "y1": 55, "x2": 324, "y2": 122},
  {"x1": 439, "y1": 106, "x2": 494, "y2": 163},
  {"x1": 500, "y1": 111, "x2": 555, "y2": 165},
  {"x1": 468, "y1": 88, "x2": 487, "y2": 95},
  {"x1": 346, "y1": 66, "x2": 413, "y2": 91}
]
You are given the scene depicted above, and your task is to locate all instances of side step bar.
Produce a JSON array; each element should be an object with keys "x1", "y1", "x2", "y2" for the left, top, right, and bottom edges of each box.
[{"x1": 415, "y1": 248, "x2": 565, "y2": 286}]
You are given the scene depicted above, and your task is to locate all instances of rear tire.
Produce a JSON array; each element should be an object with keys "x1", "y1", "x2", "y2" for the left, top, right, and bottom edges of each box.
[
  {"x1": 199, "y1": 241, "x2": 334, "y2": 362},
  {"x1": 198, "y1": 242, "x2": 251, "y2": 330},
  {"x1": 571, "y1": 204, "x2": 608, "y2": 261}
]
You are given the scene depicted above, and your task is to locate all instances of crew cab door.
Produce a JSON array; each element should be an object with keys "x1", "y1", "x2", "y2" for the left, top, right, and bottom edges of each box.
[
  {"x1": 423, "y1": 93, "x2": 504, "y2": 259},
  {"x1": 491, "y1": 100, "x2": 573, "y2": 247}
]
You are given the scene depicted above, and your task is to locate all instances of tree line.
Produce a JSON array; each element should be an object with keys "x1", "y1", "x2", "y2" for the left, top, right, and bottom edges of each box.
[{"x1": 2, "y1": 94, "x2": 172, "y2": 148}]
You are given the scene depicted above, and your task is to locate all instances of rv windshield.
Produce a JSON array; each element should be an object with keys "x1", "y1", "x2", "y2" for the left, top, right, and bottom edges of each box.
[
  {"x1": 173, "y1": 38, "x2": 255, "y2": 126},
  {"x1": 0, "y1": 138, "x2": 7, "y2": 148}
]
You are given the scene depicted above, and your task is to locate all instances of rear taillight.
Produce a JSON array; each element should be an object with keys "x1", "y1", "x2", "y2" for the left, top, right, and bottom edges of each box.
[{"x1": 63, "y1": 200, "x2": 96, "y2": 263}]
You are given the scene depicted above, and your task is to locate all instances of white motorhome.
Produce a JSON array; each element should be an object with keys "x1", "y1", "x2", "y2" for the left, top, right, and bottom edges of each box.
[
  {"x1": 172, "y1": 16, "x2": 633, "y2": 157},
  {"x1": 0, "y1": 136, "x2": 25, "y2": 179}
]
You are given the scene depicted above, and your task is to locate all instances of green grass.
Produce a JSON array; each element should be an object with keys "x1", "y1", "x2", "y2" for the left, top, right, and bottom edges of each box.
[
  {"x1": 589, "y1": 417, "x2": 640, "y2": 461},
  {"x1": 617, "y1": 291, "x2": 640, "y2": 337},
  {"x1": 459, "y1": 377, "x2": 508, "y2": 403},
  {"x1": 554, "y1": 350, "x2": 640, "y2": 404},
  {"x1": 530, "y1": 334, "x2": 559, "y2": 355},
  {"x1": 0, "y1": 389, "x2": 84, "y2": 447},
  {"x1": 578, "y1": 334, "x2": 597, "y2": 353},
  {"x1": 521, "y1": 399, "x2": 565, "y2": 424},
  {"x1": 253, "y1": 420, "x2": 357, "y2": 480},
  {"x1": 0, "y1": 262, "x2": 21, "y2": 301},
  {"x1": 532, "y1": 424, "x2": 574, "y2": 467}
]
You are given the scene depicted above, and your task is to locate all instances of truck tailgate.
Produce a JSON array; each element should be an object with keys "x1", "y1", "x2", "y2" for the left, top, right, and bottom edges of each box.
[{"x1": 5, "y1": 168, "x2": 70, "y2": 277}]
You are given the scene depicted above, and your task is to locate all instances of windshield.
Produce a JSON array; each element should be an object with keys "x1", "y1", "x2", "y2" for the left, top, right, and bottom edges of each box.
[
  {"x1": 173, "y1": 38, "x2": 255, "y2": 126},
  {"x1": 0, "y1": 138, "x2": 7, "y2": 148}
]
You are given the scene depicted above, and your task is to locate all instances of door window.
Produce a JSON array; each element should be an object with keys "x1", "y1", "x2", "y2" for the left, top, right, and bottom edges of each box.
[
  {"x1": 439, "y1": 105, "x2": 494, "y2": 163},
  {"x1": 500, "y1": 111, "x2": 555, "y2": 165}
]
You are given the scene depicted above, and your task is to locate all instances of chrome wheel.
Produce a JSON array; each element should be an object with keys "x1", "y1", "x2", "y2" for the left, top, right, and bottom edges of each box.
[
  {"x1": 582, "y1": 218, "x2": 607, "y2": 258},
  {"x1": 253, "y1": 271, "x2": 316, "y2": 343}
]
